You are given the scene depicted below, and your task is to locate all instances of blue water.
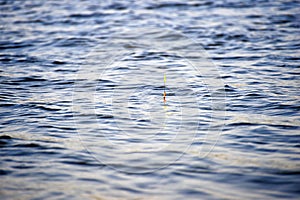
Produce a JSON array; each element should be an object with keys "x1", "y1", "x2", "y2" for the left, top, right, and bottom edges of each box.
[{"x1": 1, "y1": 0, "x2": 300, "y2": 199}]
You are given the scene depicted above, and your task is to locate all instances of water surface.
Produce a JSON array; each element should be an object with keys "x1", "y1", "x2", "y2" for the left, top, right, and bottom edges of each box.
[{"x1": 1, "y1": 0, "x2": 300, "y2": 199}]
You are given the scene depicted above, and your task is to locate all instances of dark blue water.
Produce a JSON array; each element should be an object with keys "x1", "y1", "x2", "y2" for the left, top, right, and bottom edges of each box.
[{"x1": 1, "y1": 0, "x2": 300, "y2": 199}]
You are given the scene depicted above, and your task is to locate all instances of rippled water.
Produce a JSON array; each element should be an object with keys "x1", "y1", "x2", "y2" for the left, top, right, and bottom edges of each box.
[{"x1": 1, "y1": 0, "x2": 300, "y2": 199}]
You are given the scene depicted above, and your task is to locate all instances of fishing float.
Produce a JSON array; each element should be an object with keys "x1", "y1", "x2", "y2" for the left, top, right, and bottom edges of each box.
[{"x1": 163, "y1": 73, "x2": 166, "y2": 103}]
